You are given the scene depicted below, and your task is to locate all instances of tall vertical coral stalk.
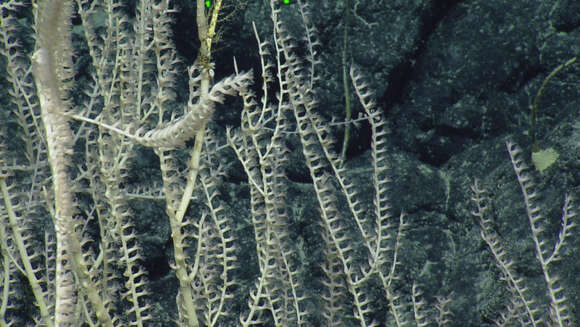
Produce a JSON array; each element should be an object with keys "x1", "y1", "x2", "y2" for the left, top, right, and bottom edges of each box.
[{"x1": 32, "y1": 0, "x2": 113, "y2": 326}]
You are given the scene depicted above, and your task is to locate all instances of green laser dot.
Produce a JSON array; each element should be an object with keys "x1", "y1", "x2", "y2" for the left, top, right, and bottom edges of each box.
[
  {"x1": 283, "y1": 0, "x2": 290, "y2": 4},
  {"x1": 205, "y1": 0, "x2": 211, "y2": 7}
]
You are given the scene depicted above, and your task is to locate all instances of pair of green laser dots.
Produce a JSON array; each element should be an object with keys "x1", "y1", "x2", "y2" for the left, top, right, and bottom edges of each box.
[{"x1": 204, "y1": 0, "x2": 291, "y2": 7}]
